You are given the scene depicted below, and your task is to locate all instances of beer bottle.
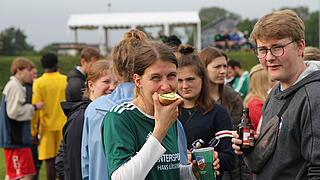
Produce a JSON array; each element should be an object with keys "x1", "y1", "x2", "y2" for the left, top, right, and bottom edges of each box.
[{"x1": 238, "y1": 108, "x2": 254, "y2": 152}]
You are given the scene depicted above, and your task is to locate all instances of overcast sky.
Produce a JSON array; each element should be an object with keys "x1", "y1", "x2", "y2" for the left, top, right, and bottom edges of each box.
[{"x1": 0, "y1": 0, "x2": 318, "y2": 50}]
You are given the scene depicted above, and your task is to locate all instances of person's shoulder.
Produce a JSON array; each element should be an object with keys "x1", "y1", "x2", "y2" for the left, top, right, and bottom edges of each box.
[
  {"x1": 86, "y1": 95, "x2": 112, "y2": 111},
  {"x1": 106, "y1": 83, "x2": 135, "y2": 103},
  {"x1": 67, "y1": 67, "x2": 85, "y2": 79},
  {"x1": 33, "y1": 75, "x2": 45, "y2": 86},
  {"x1": 243, "y1": 71, "x2": 249, "y2": 78},
  {"x1": 248, "y1": 97, "x2": 263, "y2": 107},
  {"x1": 213, "y1": 103, "x2": 229, "y2": 115},
  {"x1": 58, "y1": 72, "x2": 67, "y2": 78},
  {"x1": 224, "y1": 85, "x2": 240, "y2": 98},
  {"x1": 3, "y1": 77, "x2": 17, "y2": 93},
  {"x1": 109, "y1": 102, "x2": 136, "y2": 115},
  {"x1": 4, "y1": 77, "x2": 16, "y2": 86},
  {"x1": 67, "y1": 66, "x2": 78, "y2": 75},
  {"x1": 303, "y1": 78, "x2": 320, "y2": 97}
]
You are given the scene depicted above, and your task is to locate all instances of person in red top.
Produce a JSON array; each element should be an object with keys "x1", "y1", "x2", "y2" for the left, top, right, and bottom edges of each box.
[{"x1": 244, "y1": 64, "x2": 272, "y2": 134}]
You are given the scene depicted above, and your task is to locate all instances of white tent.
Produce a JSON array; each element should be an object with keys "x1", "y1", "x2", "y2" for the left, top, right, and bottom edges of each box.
[{"x1": 67, "y1": 11, "x2": 201, "y2": 54}]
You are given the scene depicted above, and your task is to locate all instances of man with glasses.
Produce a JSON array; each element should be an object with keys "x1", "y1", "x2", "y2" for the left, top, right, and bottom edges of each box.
[{"x1": 232, "y1": 9, "x2": 320, "y2": 179}]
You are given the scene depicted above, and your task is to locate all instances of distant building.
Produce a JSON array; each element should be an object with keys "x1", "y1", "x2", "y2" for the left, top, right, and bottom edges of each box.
[
  {"x1": 201, "y1": 17, "x2": 240, "y2": 48},
  {"x1": 52, "y1": 43, "x2": 99, "y2": 56}
]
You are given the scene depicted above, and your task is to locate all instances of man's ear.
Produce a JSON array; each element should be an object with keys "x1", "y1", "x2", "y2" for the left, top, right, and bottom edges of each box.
[
  {"x1": 16, "y1": 68, "x2": 22, "y2": 74},
  {"x1": 297, "y1": 39, "x2": 305, "y2": 57},
  {"x1": 81, "y1": 58, "x2": 86, "y2": 66},
  {"x1": 134, "y1": 74, "x2": 142, "y2": 88}
]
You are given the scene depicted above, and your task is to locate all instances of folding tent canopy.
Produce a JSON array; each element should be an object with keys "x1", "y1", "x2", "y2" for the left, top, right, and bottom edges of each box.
[{"x1": 67, "y1": 11, "x2": 201, "y2": 54}]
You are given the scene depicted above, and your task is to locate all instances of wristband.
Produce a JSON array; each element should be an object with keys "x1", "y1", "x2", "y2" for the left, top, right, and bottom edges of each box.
[{"x1": 32, "y1": 104, "x2": 38, "y2": 111}]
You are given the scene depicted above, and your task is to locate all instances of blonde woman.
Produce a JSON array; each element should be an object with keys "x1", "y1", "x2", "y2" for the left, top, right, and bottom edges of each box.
[{"x1": 244, "y1": 64, "x2": 271, "y2": 133}]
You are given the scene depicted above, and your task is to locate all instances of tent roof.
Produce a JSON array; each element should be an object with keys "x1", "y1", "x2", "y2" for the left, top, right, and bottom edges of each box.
[{"x1": 67, "y1": 11, "x2": 200, "y2": 29}]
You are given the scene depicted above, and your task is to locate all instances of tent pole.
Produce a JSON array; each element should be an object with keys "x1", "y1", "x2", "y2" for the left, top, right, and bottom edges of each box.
[
  {"x1": 98, "y1": 26, "x2": 106, "y2": 55},
  {"x1": 105, "y1": 28, "x2": 108, "y2": 55},
  {"x1": 74, "y1": 28, "x2": 78, "y2": 44},
  {"x1": 164, "y1": 24, "x2": 169, "y2": 36},
  {"x1": 196, "y1": 22, "x2": 201, "y2": 50}
]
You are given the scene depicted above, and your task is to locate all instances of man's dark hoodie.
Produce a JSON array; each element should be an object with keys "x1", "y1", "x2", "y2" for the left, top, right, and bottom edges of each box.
[
  {"x1": 55, "y1": 100, "x2": 90, "y2": 180},
  {"x1": 250, "y1": 64, "x2": 320, "y2": 180},
  {"x1": 66, "y1": 67, "x2": 86, "y2": 102}
]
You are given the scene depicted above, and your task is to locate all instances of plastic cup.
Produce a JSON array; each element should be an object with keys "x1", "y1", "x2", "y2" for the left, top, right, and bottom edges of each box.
[{"x1": 193, "y1": 147, "x2": 216, "y2": 180}]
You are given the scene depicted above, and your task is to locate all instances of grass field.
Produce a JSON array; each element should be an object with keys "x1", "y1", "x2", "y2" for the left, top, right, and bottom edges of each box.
[
  {"x1": 0, "y1": 55, "x2": 80, "y2": 93},
  {"x1": 0, "y1": 52, "x2": 259, "y2": 178},
  {"x1": 0, "y1": 52, "x2": 258, "y2": 93}
]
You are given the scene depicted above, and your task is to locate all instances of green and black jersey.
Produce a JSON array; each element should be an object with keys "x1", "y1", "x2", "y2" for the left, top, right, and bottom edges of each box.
[{"x1": 101, "y1": 102, "x2": 180, "y2": 179}]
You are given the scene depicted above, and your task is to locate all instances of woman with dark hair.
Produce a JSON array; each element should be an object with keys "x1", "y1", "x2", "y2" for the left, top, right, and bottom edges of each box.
[
  {"x1": 199, "y1": 47, "x2": 242, "y2": 130},
  {"x1": 101, "y1": 41, "x2": 220, "y2": 179},
  {"x1": 177, "y1": 47, "x2": 235, "y2": 180},
  {"x1": 199, "y1": 47, "x2": 250, "y2": 180}
]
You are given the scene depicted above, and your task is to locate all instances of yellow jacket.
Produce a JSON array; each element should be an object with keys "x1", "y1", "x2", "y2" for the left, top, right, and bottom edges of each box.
[{"x1": 31, "y1": 72, "x2": 67, "y2": 135}]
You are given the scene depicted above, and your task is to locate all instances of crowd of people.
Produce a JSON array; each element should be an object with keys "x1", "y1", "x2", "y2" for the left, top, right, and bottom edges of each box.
[
  {"x1": 213, "y1": 28, "x2": 254, "y2": 52},
  {"x1": 1, "y1": 9, "x2": 320, "y2": 180}
]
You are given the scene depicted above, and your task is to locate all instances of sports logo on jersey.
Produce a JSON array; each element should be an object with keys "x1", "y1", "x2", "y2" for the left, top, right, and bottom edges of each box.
[
  {"x1": 196, "y1": 156, "x2": 205, "y2": 170},
  {"x1": 110, "y1": 102, "x2": 135, "y2": 114}
]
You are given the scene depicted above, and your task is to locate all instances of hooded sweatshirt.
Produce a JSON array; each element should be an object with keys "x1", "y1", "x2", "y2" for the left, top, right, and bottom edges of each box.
[
  {"x1": 55, "y1": 100, "x2": 91, "y2": 180},
  {"x1": 254, "y1": 63, "x2": 320, "y2": 179},
  {"x1": 66, "y1": 66, "x2": 86, "y2": 102}
]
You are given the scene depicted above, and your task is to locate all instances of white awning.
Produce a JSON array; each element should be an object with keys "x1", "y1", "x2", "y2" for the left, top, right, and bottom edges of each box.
[
  {"x1": 67, "y1": 11, "x2": 200, "y2": 29},
  {"x1": 66, "y1": 11, "x2": 201, "y2": 54}
]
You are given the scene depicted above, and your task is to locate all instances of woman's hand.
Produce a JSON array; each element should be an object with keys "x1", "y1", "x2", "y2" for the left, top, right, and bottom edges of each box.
[
  {"x1": 213, "y1": 151, "x2": 220, "y2": 173},
  {"x1": 192, "y1": 151, "x2": 220, "y2": 180},
  {"x1": 187, "y1": 150, "x2": 192, "y2": 164},
  {"x1": 152, "y1": 92, "x2": 183, "y2": 143}
]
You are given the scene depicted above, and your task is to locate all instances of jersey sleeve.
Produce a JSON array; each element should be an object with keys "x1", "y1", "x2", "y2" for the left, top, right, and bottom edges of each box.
[{"x1": 214, "y1": 105, "x2": 236, "y2": 171}]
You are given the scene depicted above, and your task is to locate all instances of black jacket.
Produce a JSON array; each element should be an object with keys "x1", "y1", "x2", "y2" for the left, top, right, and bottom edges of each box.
[
  {"x1": 66, "y1": 67, "x2": 86, "y2": 102},
  {"x1": 55, "y1": 100, "x2": 90, "y2": 180}
]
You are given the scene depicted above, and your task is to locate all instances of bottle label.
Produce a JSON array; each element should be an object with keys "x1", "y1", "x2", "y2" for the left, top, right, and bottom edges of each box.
[
  {"x1": 243, "y1": 129, "x2": 250, "y2": 145},
  {"x1": 249, "y1": 129, "x2": 255, "y2": 146},
  {"x1": 249, "y1": 129, "x2": 254, "y2": 146}
]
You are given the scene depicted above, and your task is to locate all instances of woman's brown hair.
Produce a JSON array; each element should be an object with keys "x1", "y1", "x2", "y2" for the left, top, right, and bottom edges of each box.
[
  {"x1": 82, "y1": 60, "x2": 113, "y2": 100},
  {"x1": 111, "y1": 29, "x2": 147, "y2": 82},
  {"x1": 178, "y1": 46, "x2": 215, "y2": 114},
  {"x1": 133, "y1": 41, "x2": 178, "y2": 98},
  {"x1": 199, "y1": 47, "x2": 232, "y2": 112}
]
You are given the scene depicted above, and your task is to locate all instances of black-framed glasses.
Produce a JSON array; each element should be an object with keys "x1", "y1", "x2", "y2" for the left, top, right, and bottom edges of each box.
[{"x1": 255, "y1": 41, "x2": 294, "y2": 59}]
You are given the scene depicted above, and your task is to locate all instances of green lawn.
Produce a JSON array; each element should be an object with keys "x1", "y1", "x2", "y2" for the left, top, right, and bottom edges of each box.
[
  {"x1": 0, "y1": 53, "x2": 258, "y2": 93},
  {"x1": 0, "y1": 55, "x2": 80, "y2": 93},
  {"x1": 227, "y1": 51, "x2": 260, "y2": 71},
  {"x1": 0, "y1": 148, "x2": 5, "y2": 179}
]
